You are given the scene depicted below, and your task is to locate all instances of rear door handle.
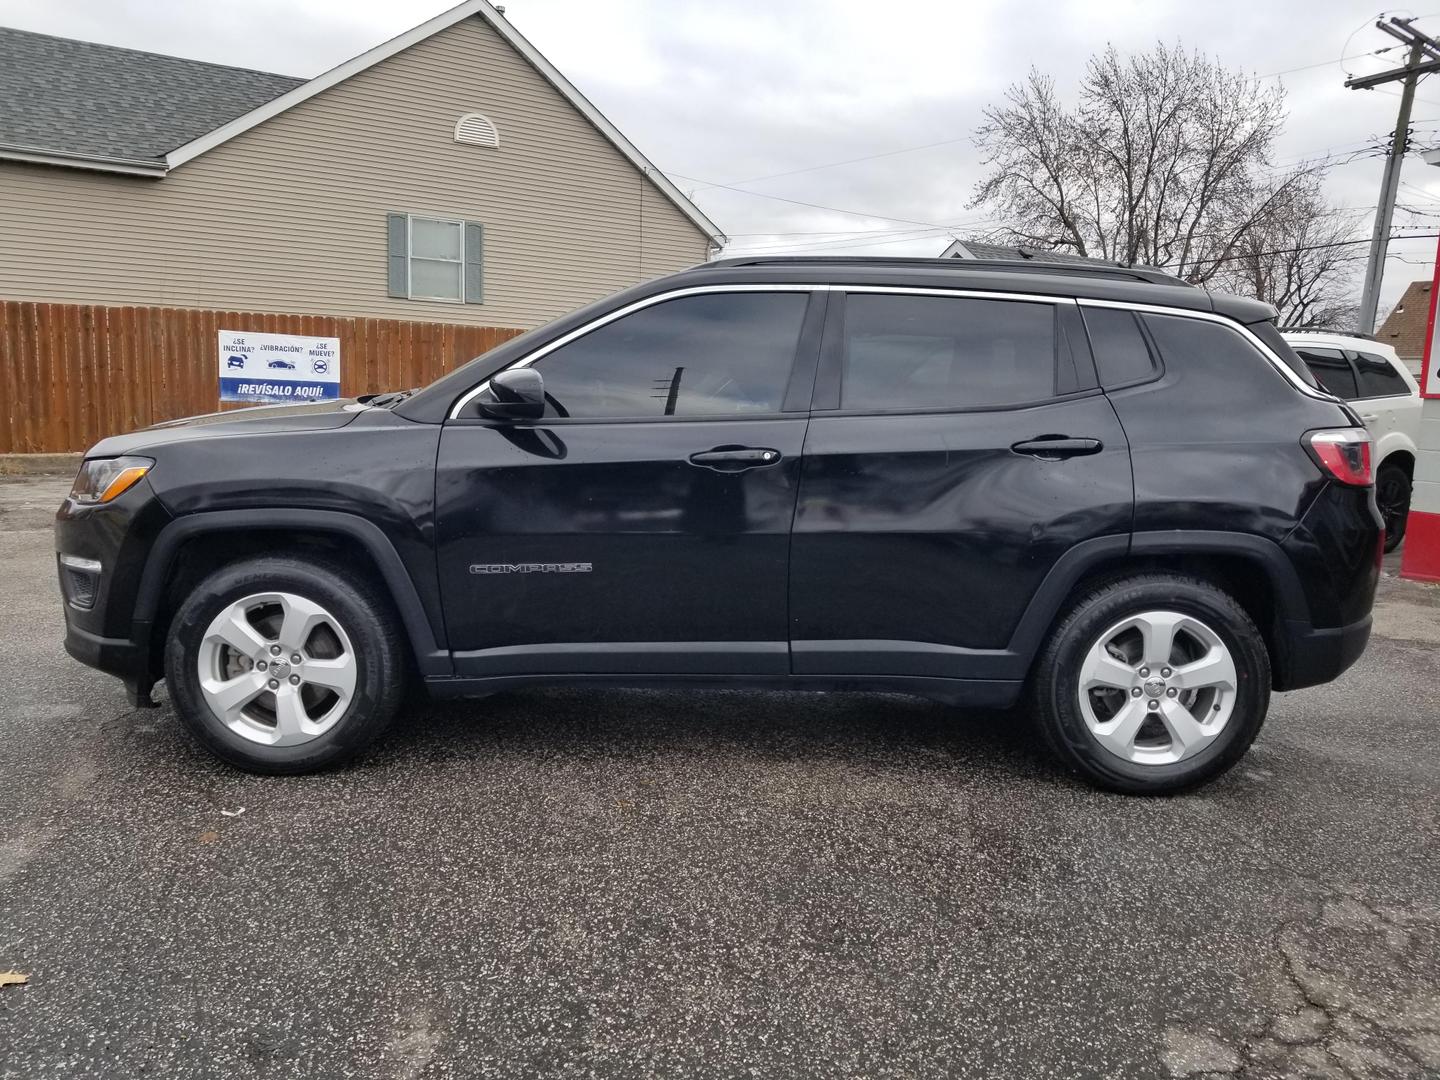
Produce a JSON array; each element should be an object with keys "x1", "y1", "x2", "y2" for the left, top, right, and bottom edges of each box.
[
  {"x1": 1010, "y1": 436, "x2": 1103, "y2": 460},
  {"x1": 688, "y1": 445, "x2": 783, "y2": 472}
]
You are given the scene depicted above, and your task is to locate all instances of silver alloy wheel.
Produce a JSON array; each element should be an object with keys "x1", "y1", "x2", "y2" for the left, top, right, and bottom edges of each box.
[
  {"x1": 1076, "y1": 610, "x2": 1238, "y2": 766},
  {"x1": 196, "y1": 591, "x2": 358, "y2": 747}
]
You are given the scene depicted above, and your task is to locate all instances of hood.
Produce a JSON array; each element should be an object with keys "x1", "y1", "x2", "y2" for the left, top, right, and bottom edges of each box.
[{"x1": 84, "y1": 398, "x2": 363, "y2": 457}]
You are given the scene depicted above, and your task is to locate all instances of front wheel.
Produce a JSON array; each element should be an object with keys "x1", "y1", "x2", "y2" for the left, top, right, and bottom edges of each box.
[
  {"x1": 164, "y1": 556, "x2": 406, "y2": 774},
  {"x1": 1030, "y1": 575, "x2": 1271, "y2": 795}
]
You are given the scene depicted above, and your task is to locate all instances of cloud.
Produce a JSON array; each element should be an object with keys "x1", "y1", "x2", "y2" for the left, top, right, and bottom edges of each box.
[{"x1": 1, "y1": 0, "x2": 1435, "y2": 306}]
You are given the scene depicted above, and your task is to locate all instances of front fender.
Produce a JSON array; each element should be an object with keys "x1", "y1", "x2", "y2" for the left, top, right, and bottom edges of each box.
[{"x1": 132, "y1": 509, "x2": 451, "y2": 677}]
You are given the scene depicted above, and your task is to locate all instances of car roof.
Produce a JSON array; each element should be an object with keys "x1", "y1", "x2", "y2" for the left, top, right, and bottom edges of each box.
[
  {"x1": 670, "y1": 257, "x2": 1278, "y2": 324},
  {"x1": 1281, "y1": 330, "x2": 1402, "y2": 360}
]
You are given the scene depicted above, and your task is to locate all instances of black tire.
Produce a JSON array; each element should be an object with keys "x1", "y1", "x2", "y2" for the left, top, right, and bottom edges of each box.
[
  {"x1": 1377, "y1": 463, "x2": 1410, "y2": 553},
  {"x1": 1029, "y1": 574, "x2": 1270, "y2": 795},
  {"x1": 164, "y1": 556, "x2": 406, "y2": 774}
]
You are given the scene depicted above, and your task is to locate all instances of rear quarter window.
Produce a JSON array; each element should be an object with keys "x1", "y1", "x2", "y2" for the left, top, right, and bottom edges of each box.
[
  {"x1": 1248, "y1": 321, "x2": 1320, "y2": 389},
  {"x1": 1142, "y1": 314, "x2": 1302, "y2": 398},
  {"x1": 1353, "y1": 352, "x2": 1412, "y2": 399}
]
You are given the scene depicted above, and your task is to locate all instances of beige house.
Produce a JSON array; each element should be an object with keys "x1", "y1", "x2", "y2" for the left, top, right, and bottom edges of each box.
[
  {"x1": 0, "y1": 0, "x2": 723, "y2": 451},
  {"x1": 0, "y1": 0, "x2": 721, "y2": 327}
]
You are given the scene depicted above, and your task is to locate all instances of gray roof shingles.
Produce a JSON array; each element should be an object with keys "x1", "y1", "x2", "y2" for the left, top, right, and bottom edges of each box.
[
  {"x1": 0, "y1": 26, "x2": 304, "y2": 164},
  {"x1": 953, "y1": 240, "x2": 1124, "y2": 267}
]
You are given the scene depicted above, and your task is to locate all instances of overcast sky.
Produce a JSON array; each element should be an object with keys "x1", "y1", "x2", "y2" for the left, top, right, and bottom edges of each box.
[{"x1": 3, "y1": 0, "x2": 1438, "y2": 310}]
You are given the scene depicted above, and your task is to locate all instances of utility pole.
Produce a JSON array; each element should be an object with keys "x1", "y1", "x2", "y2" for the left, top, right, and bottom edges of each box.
[{"x1": 1348, "y1": 18, "x2": 1440, "y2": 334}]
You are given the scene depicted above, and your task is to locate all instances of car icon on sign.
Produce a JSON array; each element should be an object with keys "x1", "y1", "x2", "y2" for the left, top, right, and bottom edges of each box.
[
  {"x1": 267, "y1": 359, "x2": 296, "y2": 370},
  {"x1": 226, "y1": 355, "x2": 246, "y2": 369}
]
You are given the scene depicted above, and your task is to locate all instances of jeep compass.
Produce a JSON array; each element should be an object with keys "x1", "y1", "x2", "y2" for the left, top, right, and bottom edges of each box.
[{"x1": 55, "y1": 257, "x2": 1382, "y2": 793}]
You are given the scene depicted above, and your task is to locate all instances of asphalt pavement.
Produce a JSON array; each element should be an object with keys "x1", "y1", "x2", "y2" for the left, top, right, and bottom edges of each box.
[{"x1": 1, "y1": 475, "x2": 1438, "y2": 1079}]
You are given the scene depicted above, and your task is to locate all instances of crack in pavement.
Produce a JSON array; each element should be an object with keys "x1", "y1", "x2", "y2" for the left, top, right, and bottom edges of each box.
[{"x1": 1164, "y1": 891, "x2": 1440, "y2": 1079}]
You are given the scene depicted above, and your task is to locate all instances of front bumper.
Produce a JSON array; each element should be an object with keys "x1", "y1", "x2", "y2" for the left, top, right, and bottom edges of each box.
[
  {"x1": 1274, "y1": 614, "x2": 1372, "y2": 691},
  {"x1": 63, "y1": 618, "x2": 147, "y2": 680},
  {"x1": 55, "y1": 476, "x2": 172, "y2": 702}
]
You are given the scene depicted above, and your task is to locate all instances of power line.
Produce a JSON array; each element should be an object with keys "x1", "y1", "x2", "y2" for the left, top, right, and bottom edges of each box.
[
  {"x1": 1261, "y1": 43, "x2": 1402, "y2": 78},
  {"x1": 666, "y1": 169, "x2": 991, "y2": 231},
  {"x1": 727, "y1": 229, "x2": 964, "y2": 258},
  {"x1": 685, "y1": 136, "x2": 975, "y2": 194},
  {"x1": 1190, "y1": 231, "x2": 1439, "y2": 272},
  {"x1": 726, "y1": 225, "x2": 973, "y2": 257}
]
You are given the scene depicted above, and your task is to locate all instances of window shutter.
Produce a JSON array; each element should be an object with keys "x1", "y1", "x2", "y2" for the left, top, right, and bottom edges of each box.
[
  {"x1": 464, "y1": 221, "x2": 485, "y2": 304},
  {"x1": 386, "y1": 213, "x2": 408, "y2": 298}
]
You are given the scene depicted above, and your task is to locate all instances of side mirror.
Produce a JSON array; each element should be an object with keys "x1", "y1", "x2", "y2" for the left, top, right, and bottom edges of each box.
[{"x1": 479, "y1": 368, "x2": 545, "y2": 420}]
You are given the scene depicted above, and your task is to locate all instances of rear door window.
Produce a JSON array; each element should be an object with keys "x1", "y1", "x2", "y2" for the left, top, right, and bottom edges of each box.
[
  {"x1": 1295, "y1": 347, "x2": 1358, "y2": 399},
  {"x1": 839, "y1": 294, "x2": 1059, "y2": 410},
  {"x1": 1352, "y1": 352, "x2": 1411, "y2": 399}
]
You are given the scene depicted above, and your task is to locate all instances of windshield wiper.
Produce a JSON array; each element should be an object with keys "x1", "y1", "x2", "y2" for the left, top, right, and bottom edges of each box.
[{"x1": 357, "y1": 389, "x2": 416, "y2": 409}]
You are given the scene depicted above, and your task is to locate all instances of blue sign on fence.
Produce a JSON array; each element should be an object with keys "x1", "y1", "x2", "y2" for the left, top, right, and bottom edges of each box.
[{"x1": 218, "y1": 330, "x2": 341, "y2": 404}]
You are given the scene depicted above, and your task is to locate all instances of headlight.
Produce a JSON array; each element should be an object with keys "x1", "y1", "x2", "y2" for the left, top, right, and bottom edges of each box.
[{"x1": 69, "y1": 456, "x2": 154, "y2": 505}]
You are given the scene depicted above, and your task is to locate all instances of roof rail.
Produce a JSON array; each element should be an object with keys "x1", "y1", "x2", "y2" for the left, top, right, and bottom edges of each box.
[
  {"x1": 703, "y1": 255, "x2": 1191, "y2": 288},
  {"x1": 1282, "y1": 326, "x2": 1374, "y2": 340}
]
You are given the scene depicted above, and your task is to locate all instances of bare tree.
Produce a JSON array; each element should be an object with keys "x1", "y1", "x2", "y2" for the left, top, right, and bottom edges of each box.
[
  {"x1": 1212, "y1": 176, "x2": 1364, "y2": 328},
  {"x1": 971, "y1": 44, "x2": 1325, "y2": 287}
]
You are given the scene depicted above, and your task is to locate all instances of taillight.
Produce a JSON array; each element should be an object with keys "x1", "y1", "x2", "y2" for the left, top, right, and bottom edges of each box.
[{"x1": 1304, "y1": 428, "x2": 1373, "y2": 486}]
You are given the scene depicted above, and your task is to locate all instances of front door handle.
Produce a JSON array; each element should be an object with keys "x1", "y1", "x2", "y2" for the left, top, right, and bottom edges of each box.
[
  {"x1": 688, "y1": 445, "x2": 783, "y2": 472},
  {"x1": 1010, "y1": 436, "x2": 1103, "y2": 460}
]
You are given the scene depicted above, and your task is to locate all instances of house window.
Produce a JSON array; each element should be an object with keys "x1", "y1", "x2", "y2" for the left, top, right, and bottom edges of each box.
[
  {"x1": 387, "y1": 213, "x2": 484, "y2": 304},
  {"x1": 409, "y1": 216, "x2": 464, "y2": 302}
]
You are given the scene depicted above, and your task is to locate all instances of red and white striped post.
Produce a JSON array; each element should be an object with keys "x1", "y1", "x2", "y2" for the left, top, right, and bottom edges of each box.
[{"x1": 1400, "y1": 234, "x2": 1440, "y2": 581}]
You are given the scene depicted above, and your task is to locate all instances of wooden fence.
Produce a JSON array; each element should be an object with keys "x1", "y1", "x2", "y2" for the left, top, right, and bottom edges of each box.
[{"x1": 0, "y1": 301, "x2": 525, "y2": 453}]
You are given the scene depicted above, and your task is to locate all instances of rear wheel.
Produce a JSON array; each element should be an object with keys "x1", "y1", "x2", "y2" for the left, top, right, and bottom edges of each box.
[
  {"x1": 165, "y1": 556, "x2": 405, "y2": 773},
  {"x1": 1030, "y1": 574, "x2": 1270, "y2": 795},
  {"x1": 1376, "y1": 463, "x2": 1410, "y2": 552}
]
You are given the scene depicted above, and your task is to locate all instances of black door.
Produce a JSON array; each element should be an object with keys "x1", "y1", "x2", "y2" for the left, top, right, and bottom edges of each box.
[
  {"x1": 436, "y1": 289, "x2": 823, "y2": 677},
  {"x1": 790, "y1": 291, "x2": 1133, "y2": 679}
]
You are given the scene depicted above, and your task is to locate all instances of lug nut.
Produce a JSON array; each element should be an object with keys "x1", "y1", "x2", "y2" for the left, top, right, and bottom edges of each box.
[
  {"x1": 1148, "y1": 699, "x2": 1159, "y2": 710},
  {"x1": 1139, "y1": 667, "x2": 1150, "y2": 678},
  {"x1": 256, "y1": 660, "x2": 267, "y2": 671},
  {"x1": 267, "y1": 678, "x2": 279, "y2": 690},
  {"x1": 1161, "y1": 667, "x2": 1172, "y2": 677},
  {"x1": 270, "y1": 644, "x2": 282, "y2": 656},
  {"x1": 1131, "y1": 687, "x2": 1142, "y2": 697},
  {"x1": 289, "y1": 674, "x2": 301, "y2": 685},
  {"x1": 291, "y1": 654, "x2": 302, "y2": 664},
  {"x1": 1167, "y1": 687, "x2": 1178, "y2": 697}
]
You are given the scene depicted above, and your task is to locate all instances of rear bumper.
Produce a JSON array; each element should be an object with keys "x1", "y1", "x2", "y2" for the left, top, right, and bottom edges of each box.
[{"x1": 1274, "y1": 614, "x2": 1372, "y2": 691}]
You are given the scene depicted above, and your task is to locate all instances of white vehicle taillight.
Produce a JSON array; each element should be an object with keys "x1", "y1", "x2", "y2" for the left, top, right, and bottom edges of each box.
[{"x1": 1304, "y1": 428, "x2": 1373, "y2": 486}]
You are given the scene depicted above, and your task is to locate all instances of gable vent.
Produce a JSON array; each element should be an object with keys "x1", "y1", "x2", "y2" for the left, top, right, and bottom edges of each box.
[{"x1": 454, "y1": 112, "x2": 500, "y2": 147}]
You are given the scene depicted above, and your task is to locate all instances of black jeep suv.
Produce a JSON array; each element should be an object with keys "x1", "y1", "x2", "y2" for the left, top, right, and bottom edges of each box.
[{"x1": 55, "y1": 257, "x2": 1381, "y2": 793}]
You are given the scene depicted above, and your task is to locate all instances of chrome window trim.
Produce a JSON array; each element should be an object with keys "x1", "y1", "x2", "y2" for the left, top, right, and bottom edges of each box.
[
  {"x1": 1075, "y1": 298, "x2": 1335, "y2": 401},
  {"x1": 450, "y1": 284, "x2": 822, "y2": 419},
  {"x1": 448, "y1": 284, "x2": 1328, "y2": 418}
]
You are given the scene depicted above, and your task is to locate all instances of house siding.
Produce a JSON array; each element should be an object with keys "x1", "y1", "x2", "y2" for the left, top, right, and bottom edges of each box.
[{"x1": 0, "y1": 15, "x2": 712, "y2": 329}]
